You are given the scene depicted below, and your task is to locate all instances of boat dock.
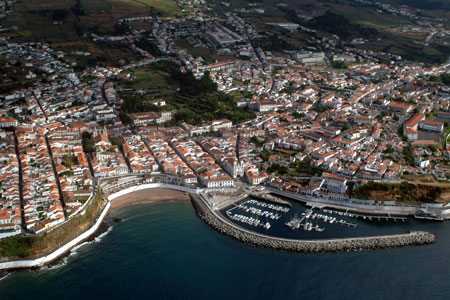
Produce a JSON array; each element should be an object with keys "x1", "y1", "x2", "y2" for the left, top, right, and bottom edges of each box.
[
  {"x1": 226, "y1": 211, "x2": 271, "y2": 229},
  {"x1": 234, "y1": 203, "x2": 282, "y2": 220},
  {"x1": 246, "y1": 199, "x2": 289, "y2": 213},
  {"x1": 285, "y1": 209, "x2": 325, "y2": 232},
  {"x1": 225, "y1": 198, "x2": 292, "y2": 230},
  {"x1": 285, "y1": 217, "x2": 325, "y2": 232},
  {"x1": 322, "y1": 208, "x2": 407, "y2": 222},
  {"x1": 285, "y1": 208, "x2": 358, "y2": 231},
  {"x1": 311, "y1": 211, "x2": 357, "y2": 228}
]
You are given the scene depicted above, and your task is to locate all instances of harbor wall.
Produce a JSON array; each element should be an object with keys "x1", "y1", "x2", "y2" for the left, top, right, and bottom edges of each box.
[
  {"x1": 191, "y1": 194, "x2": 436, "y2": 253},
  {"x1": 0, "y1": 202, "x2": 111, "y2": 271},
  {"x1": 107, "y1": 183, "x2": 201, "y2": 201}
]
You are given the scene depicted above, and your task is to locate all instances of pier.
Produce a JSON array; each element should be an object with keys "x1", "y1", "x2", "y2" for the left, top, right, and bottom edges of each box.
[
  {"x1": 320, "y1": 208, "x2": 407, "y2": 222},
  {"x1": 285, "y1": 208, "x2": 356, "y2": 232}
]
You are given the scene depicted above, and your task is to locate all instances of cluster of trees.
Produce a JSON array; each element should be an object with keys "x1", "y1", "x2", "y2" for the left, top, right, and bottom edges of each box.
[
  {"x1": 71, "y1": 0, "x2": 85, "y2": 18},
  {"x1": 121, "y1": 61, "x2": 256, "y2": 126},
  {"x1": 164, "y1": 63, "x2": 255, "y2": 125},
  {"x1": 51, "y1": 9, "x2": 69, "y2": 22},
  {"x1": 430, "y1": 73, "x2": 450, "y2": 86},
  {"x1": 0, "y1": 81, "x2": 34, "y2": 94},
  {"x1": 111, "y1": 137, "x2": 122, "y2": 147},
  {"x1": 82, "y1": 132, "x2": 95, "y2": 153},
  {"x1": 135, "y1": 38, "x2": 162, "y2": 57},
  {"x1": 331, "y1": 60, "x2": 348, "y2": 69},
  {"x1": 119, "y1": 112, "x2": 133, "y2": 125},
  {"x1": 122, "y1": 94, "x2": 166, "y2": 114},
  {"x1": 254, "y1": 34, "x2": 297, "y2": 52},
  {"x1": 402, "y1": 0, "x2": 447, "y2": 10},
  {"x1": 171, "y1": 70, "x2": 217, "y2": 96},
  {"x1": 267, "y1": 164, "x2": 288, "y2": 175},
  {"x1": 402, "y1": 145, "x2": 414, "y2": 166},
  {"x1": 313, "y1": 103, "x2": 327, "y2": 113},
  {"x1": 249, "y1": 136, "x2": 267, "y2": 147},
  {"x1": 172, "y1": 91, "x2": 255, "y2": 125},
  {"x1": 292, "y1": 112, "x2": 305, "y2": 119},
  {"x1": 307, "y1": 11, "x2": 378, "y2": 40},
  {"x1": 61, "y1": 154, "x2": 78, "y2": 169}
]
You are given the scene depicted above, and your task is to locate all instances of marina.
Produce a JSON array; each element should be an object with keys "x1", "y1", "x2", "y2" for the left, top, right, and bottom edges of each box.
[
  {"x1": 224, "y1": 198, "x2": 362, "y2": 236},
  {"x1": 220, "y1": 196, "x2": 424, "y2": 241}
]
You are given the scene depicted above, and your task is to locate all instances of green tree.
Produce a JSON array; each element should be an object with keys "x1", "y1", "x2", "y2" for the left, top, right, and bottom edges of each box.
[{"x1": 111, "y1": 137, "x2": 122, "y2": 147}]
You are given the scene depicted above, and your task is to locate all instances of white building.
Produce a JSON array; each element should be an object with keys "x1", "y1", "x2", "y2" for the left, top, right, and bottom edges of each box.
[
  {"x1": 320, "y1": 172, "x2": 348, "y2": 194},
  {"x1": 419, "y1": 120, "x2": 444, "y2": 132}
]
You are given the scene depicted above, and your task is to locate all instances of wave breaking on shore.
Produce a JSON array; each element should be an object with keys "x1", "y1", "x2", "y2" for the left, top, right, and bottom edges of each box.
[{"x1": 40, "y1": 223, "x2": 113, "y2": 271}]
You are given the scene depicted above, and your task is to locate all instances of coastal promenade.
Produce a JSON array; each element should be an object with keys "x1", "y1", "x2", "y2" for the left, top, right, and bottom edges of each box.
[
  {"x1": 191, "y1": 193, "x2": 436, "y2": 253},
  {"x1": 0, "y1": 201, "x2": 111, "y2": 271}
]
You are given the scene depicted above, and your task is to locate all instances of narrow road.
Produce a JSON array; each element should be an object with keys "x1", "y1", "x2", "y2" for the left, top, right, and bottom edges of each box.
[
  {"x1": 101, "y1": 81, "x2": 110, "y2": 106},
  {"x1": 119, "y1": 144, "x2": 133, "y2": 173},
  {"x1": 32, "y1": 91, "x2": 48, "y2": 121},
  {"x1": 44, "y1": 135, "x2": 68, "y2": 219},
  {"x1": 243, "y1": 21, "x2": 275, "y2": 93},
  {"x1": 236, "y1": 132, "x2": 241, "y2": 162},
  {"x1": 13, "y1": 131, "x2": 26, "y2": 231}
]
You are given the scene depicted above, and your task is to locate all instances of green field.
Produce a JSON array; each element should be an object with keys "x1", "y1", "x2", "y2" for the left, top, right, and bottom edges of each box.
[
  {"x1": 0, "y1": 0, "x2": 181, "y2": 58},
  {"x1": 129, "y1": 0, "x2": 182, "y2": 16},
  {"x1": 122, "y1": 66, "x2": 176, "y2": 92}
]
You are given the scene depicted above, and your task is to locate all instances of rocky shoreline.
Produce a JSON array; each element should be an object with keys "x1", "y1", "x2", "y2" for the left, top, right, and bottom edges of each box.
[{"x1": 191, "y1": 194, "x2": 436, "y2": 253}]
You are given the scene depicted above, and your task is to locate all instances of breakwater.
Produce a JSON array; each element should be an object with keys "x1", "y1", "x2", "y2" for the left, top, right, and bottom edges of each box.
[{"x1": 191, "y1": 194, "x2": 436, "y2": 253}]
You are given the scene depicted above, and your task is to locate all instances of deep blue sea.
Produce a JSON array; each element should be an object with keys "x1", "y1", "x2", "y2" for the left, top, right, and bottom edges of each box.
[{"x1": 1, "y1": 201, "x2": 450, "y2": 300}]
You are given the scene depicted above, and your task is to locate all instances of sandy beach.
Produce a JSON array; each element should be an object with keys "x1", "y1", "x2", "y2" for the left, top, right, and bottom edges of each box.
[{"x1": 109, "y1": 188, "x2": 191, "y2": 212}]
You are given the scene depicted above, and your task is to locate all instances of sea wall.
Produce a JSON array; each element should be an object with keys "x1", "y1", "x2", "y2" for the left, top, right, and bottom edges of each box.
[
  {"x1": 191, "y1": 194, "x2": 436, "y2": 253},
  {"x1": 0, "y1": 202, "x2": 111, "y2": 271}
]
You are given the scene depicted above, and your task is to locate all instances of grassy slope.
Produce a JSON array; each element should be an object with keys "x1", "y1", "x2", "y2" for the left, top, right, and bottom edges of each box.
[
  {"x1": 352, "y1": 182, "x2": 447, "y2": 204},
  {"x1": 0, "y1": 190, "x2": 105, "y2": 260}
]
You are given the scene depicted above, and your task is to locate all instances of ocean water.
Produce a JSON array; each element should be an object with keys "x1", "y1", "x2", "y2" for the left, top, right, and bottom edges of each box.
[{"x1": 1, "y1": 201, "x2": 450, "y2": 300}]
